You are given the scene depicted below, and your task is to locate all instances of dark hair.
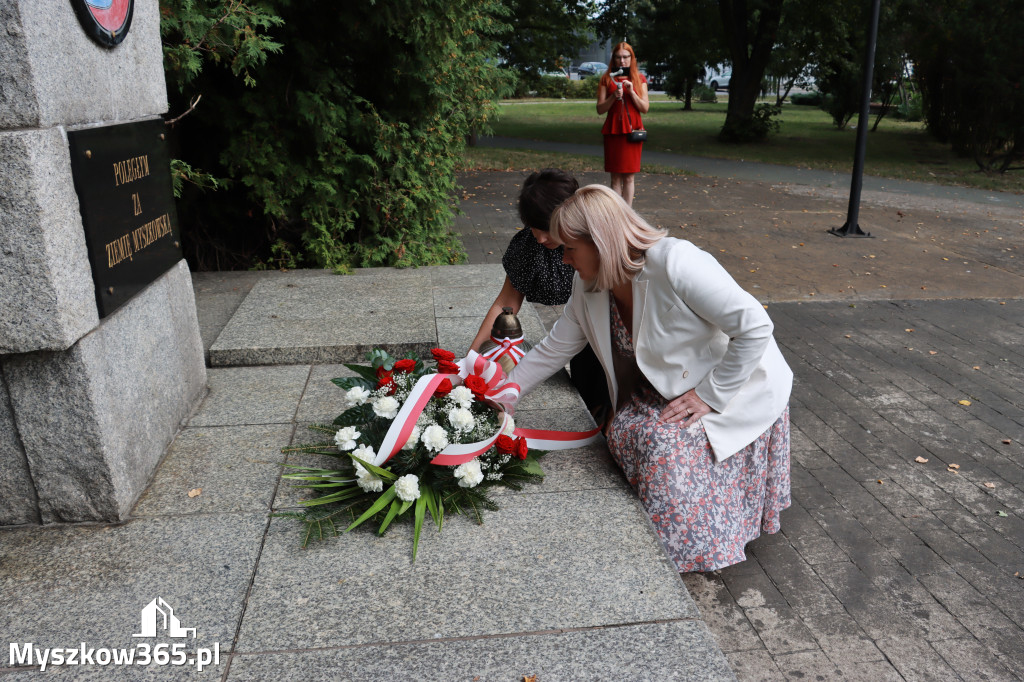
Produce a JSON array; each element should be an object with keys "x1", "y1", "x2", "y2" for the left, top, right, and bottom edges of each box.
[{"x1": 518, "y1": 169, "x2": 579, "y2": 232}]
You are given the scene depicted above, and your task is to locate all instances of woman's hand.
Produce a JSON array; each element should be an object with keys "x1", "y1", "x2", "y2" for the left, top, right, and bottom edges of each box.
[{"x1": 659, "y1": 389, "x2": 711, "y2": 428}]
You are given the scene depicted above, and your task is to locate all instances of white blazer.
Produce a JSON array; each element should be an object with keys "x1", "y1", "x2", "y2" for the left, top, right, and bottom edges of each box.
[{"x1": 508, "y1": 237, "x2": 793, "y2": 461}]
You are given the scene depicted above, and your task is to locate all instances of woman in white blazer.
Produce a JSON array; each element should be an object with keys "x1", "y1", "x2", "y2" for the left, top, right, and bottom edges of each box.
[{"x1": 508, "y1": 185, "x2": 793, "y2": 572}]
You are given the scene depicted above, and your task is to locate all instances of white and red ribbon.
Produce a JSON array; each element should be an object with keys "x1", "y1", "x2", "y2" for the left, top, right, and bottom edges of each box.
[
  {"x1": 370, "y1": 351, "x2": 601, "y2": 469},
  {"x1": 479, "y1": 335, "x2": 526, "y2": 366}
]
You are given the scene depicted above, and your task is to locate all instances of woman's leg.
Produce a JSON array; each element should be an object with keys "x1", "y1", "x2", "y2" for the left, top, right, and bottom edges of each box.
[
  {"x1": 621, "y1": 173, "x2": 636, "y2": 206},
  {"x1": 609, "y1": 172, "x2": 624, "y2": 197}
]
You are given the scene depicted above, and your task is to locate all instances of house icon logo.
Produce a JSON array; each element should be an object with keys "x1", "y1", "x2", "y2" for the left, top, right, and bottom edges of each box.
[{"x1": 132, "y1": 597, "x2": 196, "y2": 639}]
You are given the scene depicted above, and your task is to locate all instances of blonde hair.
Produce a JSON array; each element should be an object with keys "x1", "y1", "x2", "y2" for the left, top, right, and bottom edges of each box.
[{"x1": 550, "y1": 185, "x2": 666, "y2": 291}]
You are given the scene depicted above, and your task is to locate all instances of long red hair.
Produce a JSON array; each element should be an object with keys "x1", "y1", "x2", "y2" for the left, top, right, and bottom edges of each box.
[{"x1": 602, "y1": 42, "x2": 642, "y2": 92}]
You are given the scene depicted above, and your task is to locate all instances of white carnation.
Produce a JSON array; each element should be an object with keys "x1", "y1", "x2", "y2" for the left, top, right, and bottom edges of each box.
[
  {"x1": 372, "y1": 396, "x2": 400, "y2": 419},
  {"x1": 501, "y1": 415, "x2": 516, "y2": 436},
  {"x1": 449, "y1": 386, "x2": 474, "y2": 409},
  {"x1": 334, "y1": 426, "x2": 360, "y2": 451},
  {"x1": 395, "y1": 474, "x2": 421, "y2": 502},
  {"x1": 351, "y1": 444, "x2": 376, "y2": 464},
  {"x1": 344, "y1": 386, "x2": 371, "y2": 407},
  {"x1": 448, "y1": 407, "x2": 475, "y2": 432},
  {"x1": 354, "y1": 463, "x2": 384, "y2": 493},
  {"x1": 402, "y1": 425, "x2": 422, "y2": 450},
  {"x1": 453, "y1": 458, "x2": 484, "y2": 488},
  {"x1": 420, "y1": 424, "x2": 449, "y2": 452}
]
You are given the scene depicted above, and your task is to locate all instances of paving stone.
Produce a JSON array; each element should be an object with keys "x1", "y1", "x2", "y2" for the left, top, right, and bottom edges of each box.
[
  {"x1": 875, "y1": 635, "x2": 963, "y2": 682},
  {"x1": 725, "y1": 649, "x2": 783, "y2": 682},
  {"x1": 773, "y1": 650, "x2": 843, "y2": 681},
  {"x1": 834, "y1": 659, "x2": 906, "y2": 681},
  {"x1": 797, "y1": 611, "x2": 885, "y2": 665},
  {"x1": 238, "y1": 488, "x2": 697, "y2": 652},
  {"x1": 225, "y1": 621, "x2": 735, "y2": 681},
  {"x1": 208, "y1": 274, "x2": 437, "y2": 366},
  {"x1": 189, "y1": 365, "x2": 310, "y2": 426},
  {"x1": 816, "y1": 561, "x2": 926, "y2": 641},
  {"x1": 0, "y1": 513, "x2": 267, "y2": 653},
  {"x1": 932, "y1": 636, "x2": 1019, "y2": 682},
  {"x1": 722, "y1": 564, "x2": 789, "y2": 609},
  {"x1": 682, "y1": 573, "x2": 765, "y2": 653},
  {"x1": 133, "y1": 424, "x2": 293, "y2": 516},
  {"x1": 743, "y1": 605, "x2": 818, "y2": 655},
  {"x1": 294, "y1": 364, "x2": 359, "y2": 425}
]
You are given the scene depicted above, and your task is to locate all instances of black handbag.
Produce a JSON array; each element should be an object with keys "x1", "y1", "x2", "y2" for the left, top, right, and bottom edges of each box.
[{"x1": 625, "y1": 105, "x2": 647, "y2": 143}]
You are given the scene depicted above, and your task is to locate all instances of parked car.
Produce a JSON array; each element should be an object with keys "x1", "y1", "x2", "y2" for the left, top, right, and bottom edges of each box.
[
  {"x1": 708, "y1": 71, "x2": 731, "y2": 91},
  {"x1": 577, "y1": 61, "x2": 607, "y2": 78}
]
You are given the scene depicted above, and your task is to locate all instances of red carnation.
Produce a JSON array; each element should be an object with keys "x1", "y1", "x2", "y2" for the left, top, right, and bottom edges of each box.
[
  {"x1": 434, "y1": 377, "x2": 453, "y2": 397},
  {"x1": 431, "y1": 348, "x2": 456, "y2": 362},
  {"x1": 376, "y1": 366, "x2": 392, "y2": 380},
  {"x1": 495, "y1": 435, "x2": 515, "y2": 454},
  {"x1": 464, "y1": 374, "x2": 488, "y2": 401},
  {"x1": 437, "y1": 360, "x2": 460, "y2": 375},
  {"x1": 393, "y1": 359, "x2": 416, "y2": 374},
  {"x1": 513, "y1": 436, "x2": 529, "y2": 460}
]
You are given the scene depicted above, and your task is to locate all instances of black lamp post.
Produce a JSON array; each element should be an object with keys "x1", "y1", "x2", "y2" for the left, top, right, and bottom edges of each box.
[{"x1": 831, "y1": 0, "x2": 882, "y2": 238}]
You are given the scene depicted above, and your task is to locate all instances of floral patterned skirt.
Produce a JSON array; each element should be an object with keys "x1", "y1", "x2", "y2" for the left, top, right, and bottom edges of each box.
[{"x1": 607, "y1": 386, "x2": 791, "y2": 573}]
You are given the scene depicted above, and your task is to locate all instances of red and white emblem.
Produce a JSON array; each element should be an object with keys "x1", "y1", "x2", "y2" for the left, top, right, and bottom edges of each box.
[{"x1": 72, "y1": 0, "x2": 134, "y2": 48}]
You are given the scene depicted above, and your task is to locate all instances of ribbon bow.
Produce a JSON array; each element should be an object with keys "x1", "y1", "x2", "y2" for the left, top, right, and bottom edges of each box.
[
  {"x1": 479, "y1": 335, "x2": 526, "y2": 366},
  {"x1": 370, "y1": 351, "x2": 600, "y2": 469}
]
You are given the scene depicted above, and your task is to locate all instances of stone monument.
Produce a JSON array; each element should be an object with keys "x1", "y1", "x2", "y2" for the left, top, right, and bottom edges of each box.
[{"x1": 0, "y1": 0, "x2": 206, "y2": 524}]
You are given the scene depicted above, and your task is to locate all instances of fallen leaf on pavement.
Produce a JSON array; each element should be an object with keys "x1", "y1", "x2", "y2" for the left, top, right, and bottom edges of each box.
[
  {"x1": 973, "y1": 366, "x2": 981, "y2": 370},
  {"x1": 915, "y1": 456, "x2": 929, "y2": 463},
  {"x1": 523, "y1": 676, "x2": 538, "y2": 682},
  {"x1": 905, "y1": 328, "x2": 914, "y2": 332},
  {"x1": 997, "y1": 511, "x2": 1008, "y2": 517},
  {"x1": 877, "y1": 479, "x2": 884, "y2": 484},
  {"x1": 929, "y1": 351, "x2": 938, "y2": 355},
  {"x1": 984, "y1": 482, "x2": 996, "y2": 489},
  {"x1": 1003, "y1": 439, "x2": 1012, "y2": 444},
  {"x1": 949, "y1": 463, "x2": 960, "y2": 470},
  {"x1": 187, "y1": 488, "x2": 202, "y2": 498},
  {"x1": 958, "y1": 400, "x2": 972, "y2": 406}
]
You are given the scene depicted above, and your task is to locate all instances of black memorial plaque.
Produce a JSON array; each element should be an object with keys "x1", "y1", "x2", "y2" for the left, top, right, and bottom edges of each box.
[{"x1": 67, "y1": 119, "x2": 182, "y2": 318}]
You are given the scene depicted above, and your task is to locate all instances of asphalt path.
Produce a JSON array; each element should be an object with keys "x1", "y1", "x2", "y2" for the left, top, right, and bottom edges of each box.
[{"x1": 479, "y1": 134, "x2": 1024, "y2": 210}]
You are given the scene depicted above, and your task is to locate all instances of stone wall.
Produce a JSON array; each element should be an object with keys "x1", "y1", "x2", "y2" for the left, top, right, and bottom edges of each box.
[{"x1": 0, "y1": 0, "x2": 207, "y2": 525}]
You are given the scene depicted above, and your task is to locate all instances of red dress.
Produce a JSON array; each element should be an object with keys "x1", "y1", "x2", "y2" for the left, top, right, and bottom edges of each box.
[{"x1": 601, "y1": 73, "x2": 646, "y2": 174}]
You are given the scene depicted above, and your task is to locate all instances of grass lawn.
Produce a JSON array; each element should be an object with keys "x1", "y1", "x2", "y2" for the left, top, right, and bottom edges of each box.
[{"x1": 479, "y1": 100, "x2": 1023, "y2": 194}]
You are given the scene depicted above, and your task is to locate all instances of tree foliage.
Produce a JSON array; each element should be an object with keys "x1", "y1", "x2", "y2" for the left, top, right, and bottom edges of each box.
[
  {"x1": 162, "y1": 0, "x2": 512, "y2": 271},
  {"x1": 908, "y1": 0, "x2": 1024, "y2": 173},
  {"x1": 500, "y1": 0, "x2": 593, "y2": 76},
  {"x1": 638, "y1": 0, "x2": 724, "y2": 110}
]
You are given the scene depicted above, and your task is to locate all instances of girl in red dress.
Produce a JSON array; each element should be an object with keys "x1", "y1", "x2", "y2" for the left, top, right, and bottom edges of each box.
[{"x1": 597, "y1": 42, "x2": 650, "y2": 206}]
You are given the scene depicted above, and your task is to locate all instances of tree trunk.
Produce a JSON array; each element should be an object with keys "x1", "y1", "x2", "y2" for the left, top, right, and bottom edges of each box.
[
  {"x1": 684, "y1": 80, "x2": 693, "y2": 110},
  {"x1": 718, "y1": 0, "x2": 784, "y2": 141}
]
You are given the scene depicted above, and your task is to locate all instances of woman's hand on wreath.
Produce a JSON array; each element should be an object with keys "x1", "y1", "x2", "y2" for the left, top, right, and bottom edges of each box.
[{"x1": 659, "y1": 389, "x2": 711, "y2": 428}]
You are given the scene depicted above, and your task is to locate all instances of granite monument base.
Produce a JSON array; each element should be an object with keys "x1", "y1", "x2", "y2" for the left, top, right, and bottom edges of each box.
[{"x1": 0, "y1": 261, "x2": 206, "y2": 524}]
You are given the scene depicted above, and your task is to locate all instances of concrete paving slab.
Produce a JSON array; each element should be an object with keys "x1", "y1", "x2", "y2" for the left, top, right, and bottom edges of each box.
[
  {"x1": 294, "y1": 364, "x2": 358, "y2": 425},
  {"x1": 188, "y1": 365, "x2": 310, "y2": 427},
  {"x1": 225, "y1": 620, "x2": 734, "y2": 681},
  {"x1": 133, "y1": 424, "x2": 293, "y2": 516},
  {"x1": 0, "y1": 513, "x2": 267, "y2": 661},
  {"x1": 236, "y1": 488, "x2": 695, "y2": 653},
  {"x1": 209, "y1": 274, "x2": 436, "y2": 366}
]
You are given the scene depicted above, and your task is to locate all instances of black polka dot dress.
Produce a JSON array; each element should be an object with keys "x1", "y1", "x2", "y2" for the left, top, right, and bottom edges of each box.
[{"x1": 502, "y1": 229, "x2": 574, "y2": 305}]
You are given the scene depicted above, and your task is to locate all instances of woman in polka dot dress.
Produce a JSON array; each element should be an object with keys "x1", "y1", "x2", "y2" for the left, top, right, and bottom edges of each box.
[{"x1": 470, "y1": 169, "x2": 610, "y2": 424}]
